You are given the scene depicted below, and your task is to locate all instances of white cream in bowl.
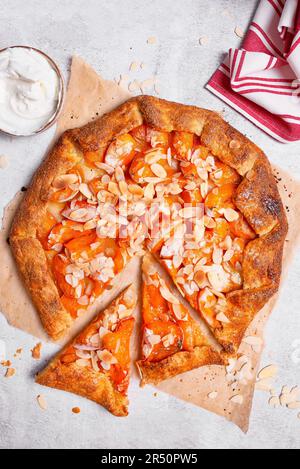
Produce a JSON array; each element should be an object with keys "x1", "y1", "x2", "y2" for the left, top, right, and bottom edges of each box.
[{"x1": 0, "y1": 47, "x2": 61, "y2": 136}]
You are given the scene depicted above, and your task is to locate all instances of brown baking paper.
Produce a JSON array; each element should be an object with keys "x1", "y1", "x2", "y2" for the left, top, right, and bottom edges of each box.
[{"x1": 0, "y1": 56, "x2": 299, "y2": 432}]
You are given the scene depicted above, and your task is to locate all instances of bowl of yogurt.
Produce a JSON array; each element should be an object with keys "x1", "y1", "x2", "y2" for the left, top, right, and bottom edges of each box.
[{"x1": 0, "y1": 46, "x2": 64, "y2": 136}]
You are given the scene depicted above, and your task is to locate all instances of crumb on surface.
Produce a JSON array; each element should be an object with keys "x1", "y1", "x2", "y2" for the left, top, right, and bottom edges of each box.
[
  {"x1": 31, "y1": 342, "x2": 42, "y2": 360},
  {"x1": 72, "y1": 407, "x2": 81, "y2": 414},
  {"x1": 5, "y1": 367, "x2": 16, "y2": 378}
]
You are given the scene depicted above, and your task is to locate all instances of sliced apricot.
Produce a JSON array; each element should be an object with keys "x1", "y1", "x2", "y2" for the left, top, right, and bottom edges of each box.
[
  {"x1": 143, "y1": 321, "x2": 183, "y2": 362},
  {"x1": 52, "y1": 255, "x2": 84, "y2": 298},
  {"x1": 48, "y1": 220, "x2": 91, "y2": 248},
  {"x1": 130, "y1": 124, "x2": 149, "y2": 151},
  {"x1": 173, "y1": 131, "x2": 194, "y2": 161},
  {"x1": 198, "y1": 288, "x2": 218, "y2": 328},
  {"x1": 84, "y1": 148, "x2": 105, "y2": 166},
  {"x1": 181, "y1": 187, "x2": 203, "y2": 204},
  {"x1": 65, "y1": 232, "x2": 97, "y2": 260},
  {"x1": 229, "y1": 215, "x2": 256, "y2": 240},
  {"x1": 102, "y1": 318, "x2": 134, "y2": 368},
  {"x1": 105, "y1": 134, "x2": 136, "y2": 168},
  {"x1": 211, "y1": 162, "x2": 241, "y2": 186},
  {"x1": 61, "y1": 295, "x2": 87, "y2": 318},
  {"x1": 178, "y1": 321, "x2": 195, "y2": 352},
  {"x1": 146, "y1": 128, "x2": 170, "y2": 149},
  {"x1": 205, "y1": 183, "x2": 237, "y2": 208},
  {"x1": 37, "y1": 212, "x2": 58, "y2": 248},
  {"x1": 143, "y1": 283, "x2": 170, "y2": 324}
]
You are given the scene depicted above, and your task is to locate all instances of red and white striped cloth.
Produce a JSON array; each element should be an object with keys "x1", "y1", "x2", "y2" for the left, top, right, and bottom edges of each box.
[{"x1": 206, "y1": 0, "x2": 300, "y2": 142}]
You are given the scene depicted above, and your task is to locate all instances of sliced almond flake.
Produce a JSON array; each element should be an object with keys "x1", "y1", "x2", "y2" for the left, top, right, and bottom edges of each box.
[
  {"x1": 52, "y1": 173, "x2": 78, "y2": 189},
  {"x1": 31, "y1": 342, "x2": 42, "y2": 359},
  {"x1": 199, "y1": 35, "x2": 208, "y2": 45},
  {"x1": 204, "y1": 215, "x2": 216, "y2": 228},
  {"x1": 268, "y1": 396, "x2": 280, "y2": 408},
  {"x1": 223, "y1": 249, "x2": 234, "y2": 262},
  {"x1": 147, "y1": 36, "x2": 157, "y2": 44},
  {"x1": 115, "y1": 166, "x2": 125, "y2": 182},
  {"x1": 159, "y1": 283, "x2": 180, "y2": 305},
  {"x1": 83, "y1": 219, "x2": 97, "y2": 230},
  {"x1": 144, "y1": 182, "x2": 155, "y2": 199},
  {"x1": 150, "y1": 163, "x2": 167, "y2": 178},
  {"x1": 213, "y1": 169, "x2": 223, "y2": 180},
  {"x1": 79, "y1": 183, "x2": 93, "y2": 199},
  {"x1": 234, "y1": 26, "x2": 244, "y2": 38},
  {"x1": 207, "y1": 267, "x2": 231, "y2": 292},
  {"x1": 255, "y1": 379, "x2": 272, "y2": 392},
  {"x1": 287, "y1": 401, "x2": 300, "y2": 409},
  {"x1": 95, "y1": 162, "x2": 115, "y2": 174},
  {"x1": 257, "y1": 364, "x2": 278, "y2": 380},
  {"x1": 208, "y1": 391, "x2": 218, "y2": 399},
  {"x1": 51, "y1": 243, "x2": 63, "y2": 252},
  {"x1": 200, "y1": 181, "x2": 208, "y2": 198},
  {"x1": 37, "y1": 394, "x2": 47, "y2": 410},
  {"x1": 171, "y1": 303, "x2": 185, "y2": 320},
  {"x1": 90, "y1": 351, "x2": 100, "y2": 372},
  {"x1": 219, "y1": 207, "x2": 239, "y2": 222},
  {"x1": 230, "y1": 394, "x2": 243, "y2": 404},
  {"x1": 243, "y1": 336, "x2": 263, "y2": 346},
  {"x1": 76, "y1": 358, "x2": 90, "y2": 367},
  {"x1": 129, "y1": 61, "x2": 139, "y2": 71},
  {"x1": 119, "y1": 180, "x2": 128, "y2": 195},
  {"x1": 0, "y1": 155, "x2": 8, "y2": 169},
  {"x1": 193, "y1": 270, "x2": 207, "y2": 288},
  {"x1": 162, "y1": 333, "x2": 175, "y2": 348},
  {"x1": 216, "y1": 312, "x2": 230, "y2": 323},
  {"x1": 75, "y1": 349, "x2": 91, "y2": 359}
]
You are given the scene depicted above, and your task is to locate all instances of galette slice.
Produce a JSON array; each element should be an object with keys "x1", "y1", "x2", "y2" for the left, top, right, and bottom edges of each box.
[
  {"x1": 36, "y1": 285, "x2": 136, "y2": 417},
  {"x1": 136, "y1": 253, "x2": 223, "y2": 386}
]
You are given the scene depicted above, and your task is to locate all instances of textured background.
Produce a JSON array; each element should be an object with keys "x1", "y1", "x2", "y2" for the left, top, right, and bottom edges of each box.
[{"x1": 0, "y1": 0, "x2": 300, "y2": 449}]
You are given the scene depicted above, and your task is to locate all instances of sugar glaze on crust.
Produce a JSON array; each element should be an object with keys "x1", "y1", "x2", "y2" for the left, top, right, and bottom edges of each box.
[{"x1": 10, "y1": 96, "x2": 288, "y2": 348}]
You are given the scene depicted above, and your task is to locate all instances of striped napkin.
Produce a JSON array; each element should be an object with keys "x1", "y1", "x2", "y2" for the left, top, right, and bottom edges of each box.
[{"x1": 206, "y1": 0, "x2": 300, "y2": 143}]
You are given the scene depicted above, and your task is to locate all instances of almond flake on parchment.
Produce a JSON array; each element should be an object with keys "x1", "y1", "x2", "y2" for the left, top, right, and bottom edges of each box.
[
  {"x1": 287, "y1": 401, "x2": 300, "y2": 409},
  {"x1": 208, "y1": 391, "x2": 218, "y2": 399},
  {"x1": 37, "y1": 394, "x2": 47, "y2": 410},
  {"x1": 257, "y1": 364, "x2": 278, "y2": 380},
  {"x1": 230, "y1": 394, "x2": 243, "y2": 404},
  {"x1": 255, "y1": 378, "x2": 273, "y2": 392}
]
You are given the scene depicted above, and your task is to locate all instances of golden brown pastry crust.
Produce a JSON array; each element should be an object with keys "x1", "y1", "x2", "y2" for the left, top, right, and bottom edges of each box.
[
  {"x1": 137, "y1": 345, "x2": 223, "y2": 386},
  {"x1": 10, "y1": 96, "x2": 287, "y2": 347},
  {"x1": 35, "y1": 287, "x2": 135, "y2": 417}
]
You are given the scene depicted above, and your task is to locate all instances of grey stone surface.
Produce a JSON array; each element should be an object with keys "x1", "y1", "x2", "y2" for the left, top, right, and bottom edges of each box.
[{"x1": 0, "y1": 0, "x2": 299, "y2": 449}]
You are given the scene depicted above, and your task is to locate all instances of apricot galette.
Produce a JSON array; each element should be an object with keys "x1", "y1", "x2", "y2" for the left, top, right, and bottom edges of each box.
[{"x1": 11, "y1": 96, "x2": 287, "y2": 359}]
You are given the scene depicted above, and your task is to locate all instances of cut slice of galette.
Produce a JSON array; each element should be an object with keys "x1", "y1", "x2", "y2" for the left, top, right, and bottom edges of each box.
[
  {"x1": 35, "y1": 285, "x2": 136, "y2": 417},
  {"x1": 136, "y1": 253, "x2": 223, "y2": 385}
]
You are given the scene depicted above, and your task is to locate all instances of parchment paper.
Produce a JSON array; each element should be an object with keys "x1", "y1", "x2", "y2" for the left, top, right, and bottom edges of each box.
[{"x1": 0, "y1": 56, "x2": 299, "y2": 432}]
